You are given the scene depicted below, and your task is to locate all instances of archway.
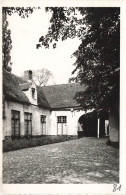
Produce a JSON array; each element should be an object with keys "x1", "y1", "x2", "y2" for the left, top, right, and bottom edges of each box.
[
  {"x1": 78, "y1": 111, "x2": 109, "y2": 138},
  {"x1": 78, "y1": 112, "x2": 97, "y2": 138}
]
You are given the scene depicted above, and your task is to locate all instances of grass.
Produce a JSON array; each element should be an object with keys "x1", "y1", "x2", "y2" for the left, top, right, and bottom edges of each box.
[{"x1": 3, "y1": 135, "x2": 76, "y2": 152}]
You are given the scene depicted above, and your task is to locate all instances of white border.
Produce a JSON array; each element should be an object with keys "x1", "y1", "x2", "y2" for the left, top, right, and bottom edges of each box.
[{"x1": 1, "y1": 0, "x2": 126, "y2": 194}]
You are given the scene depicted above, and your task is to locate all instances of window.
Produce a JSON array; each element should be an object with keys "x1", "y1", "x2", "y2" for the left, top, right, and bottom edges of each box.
[
  {"x1": 57, "y1": 116, "x2": 67, "y2": 135},
  {"x1": 32, "y1": 88, "x2": 35, "y2": 99},
  {"x1": 41, "y1": 115, "x2": 46, "y2": 134},
  {"x1": 41, "y1": 115, "x2": 46, "y2": 123},
  {"x1": 57, "y1": 116, "x2": 67, "y2": 123},
  {"x1": 24, "y1": 112, "x2": 32, "y2": 136},
  {"x1": 11, "y1": 110, "x2": 20, "y2": 136}
]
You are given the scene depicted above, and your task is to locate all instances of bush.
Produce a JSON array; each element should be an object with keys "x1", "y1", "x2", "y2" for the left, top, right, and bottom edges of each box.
[{"x1": 3, "y1": 135, "x2": 74, "y2": 152}]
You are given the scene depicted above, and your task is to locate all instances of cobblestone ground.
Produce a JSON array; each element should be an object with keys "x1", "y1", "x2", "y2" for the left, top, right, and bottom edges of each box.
[{"x1": 3, "y1": 137, "x2": 119, "y2": 184}]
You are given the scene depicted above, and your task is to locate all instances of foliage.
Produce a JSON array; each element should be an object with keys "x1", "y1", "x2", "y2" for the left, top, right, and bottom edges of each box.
[
  {"x1": 37, "y1": 7, "x2": 120, "y2": 111},
  {"x1": 2, "y1": 7, "x2": 39, "y2": 72},
  {"x1": 32, "y1": 68, "x2": 53, "y2": 86},
  {"x1": 3, "y1": 135, "x2": 73, "y2": 152},
  {"x1": 2, "y1": 9, "x2": 12, "y2": 72}
]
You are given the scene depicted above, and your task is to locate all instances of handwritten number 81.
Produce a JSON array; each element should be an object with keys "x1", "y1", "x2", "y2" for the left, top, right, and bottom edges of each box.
[{"x1": 113, "y1": 184, "x2": 121, "y2": 192}]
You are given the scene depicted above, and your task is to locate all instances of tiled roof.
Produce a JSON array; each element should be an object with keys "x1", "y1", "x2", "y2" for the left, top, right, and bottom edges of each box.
[
  {"x1": 43, "y1": 83, "x2": 86, "y2": 109},
  {"x1": 3, "y1": 71, "x2": 86, "y2": 109},
  {"x1": 3, "y1": 70, "x2": 30, "y2": 104},
  {"x1": 3, "y1": 71, "x2": 50, "y2": 108},
  {"x1": 37, "y1": 85, "x2": 50, "y2": 108}
]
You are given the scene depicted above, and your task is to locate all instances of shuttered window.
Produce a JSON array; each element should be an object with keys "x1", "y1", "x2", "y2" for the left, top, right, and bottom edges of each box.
[
  {"x1": 11, "y1": 110, "x2": 20, "y2": 136},
  {"x1": 24, "y1": 112, "x2": 32, "y2": 136}
]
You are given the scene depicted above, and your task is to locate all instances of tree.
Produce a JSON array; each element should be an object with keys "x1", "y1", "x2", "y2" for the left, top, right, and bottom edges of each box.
[
  {"x1": 2, "y1": 8, "x2": 12, "y2": 72},
  {"x1": 2, "y1": 7, "x2": 39, "y2": 72},
  {"x1": 37, "y1": 7, "x2": 120, "y2": 112},
  {"x1": 32, "y1": 68, "x2": 53, "y2": 86}
]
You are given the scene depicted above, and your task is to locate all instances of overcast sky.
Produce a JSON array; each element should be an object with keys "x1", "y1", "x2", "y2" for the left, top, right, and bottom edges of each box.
[{"x1": 8, "y1": 8, "x2": 81, "y2": 85}]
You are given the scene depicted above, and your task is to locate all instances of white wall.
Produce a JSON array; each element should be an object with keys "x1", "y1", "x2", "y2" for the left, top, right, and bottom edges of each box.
[
  {"x1": 3, "y1": 100, "x2": 93, "y2": 138},
  {"x1": 3, "y1": 100, "x2": 51, "y2": 138},
  {"x1": 50, "y1": 109, "x2": 86, "y2": 135},
  {"x1": 23, "y1": 82, "x2": 37, "y2": 105}
]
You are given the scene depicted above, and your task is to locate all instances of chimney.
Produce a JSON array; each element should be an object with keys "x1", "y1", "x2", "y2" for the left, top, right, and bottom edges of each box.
[{"x1": 23, "y1": 70, "x2": 32, "y2": 81}]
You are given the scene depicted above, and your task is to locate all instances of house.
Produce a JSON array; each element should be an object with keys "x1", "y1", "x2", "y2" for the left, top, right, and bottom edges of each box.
[
  {"x1": 3, "y1": 70, "x2": 51, "y2": 139},
  {"x1": 3, "y1": 70, "x2": 119, "y2": 143}
]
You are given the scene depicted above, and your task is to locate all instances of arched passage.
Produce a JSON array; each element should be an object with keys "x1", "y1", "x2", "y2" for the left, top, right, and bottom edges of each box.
[
  {"x1": 78, "y1": 111, "x2": 109, "y2": 138},
  {"x1": 78, "y1": 112, "x2": 97, "y2": 138}
]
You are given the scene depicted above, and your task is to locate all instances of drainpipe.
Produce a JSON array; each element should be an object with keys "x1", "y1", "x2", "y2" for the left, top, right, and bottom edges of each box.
[{"x1": 97, "y1": 118, "x2": 100, "y2": 138}]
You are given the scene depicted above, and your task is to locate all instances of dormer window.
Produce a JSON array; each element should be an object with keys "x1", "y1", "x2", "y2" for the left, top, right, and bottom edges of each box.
[{"x1": 32, "y1": 88, "x2": 35, "y2": 99}]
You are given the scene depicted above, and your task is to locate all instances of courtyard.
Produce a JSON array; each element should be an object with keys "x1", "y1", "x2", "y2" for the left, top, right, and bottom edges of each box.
[{"x1": 3, "y1": 137, "x2": 119, "y2": 184}]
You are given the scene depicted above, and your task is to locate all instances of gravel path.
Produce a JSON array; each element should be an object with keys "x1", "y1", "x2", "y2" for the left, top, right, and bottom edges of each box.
[{"x1": 3, "y1": 137, "x2": 119, "y2": 184}]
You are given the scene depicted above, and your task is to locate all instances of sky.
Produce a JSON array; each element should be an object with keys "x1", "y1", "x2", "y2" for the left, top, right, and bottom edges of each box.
[{"x1": 8, "y1": 8, "x2": 81, "y2": 85}]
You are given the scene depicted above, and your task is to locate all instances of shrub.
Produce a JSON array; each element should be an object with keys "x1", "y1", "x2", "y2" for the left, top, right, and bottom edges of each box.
[{"x1": 3, "y1": 135, "x2": 74, "y2": 152}]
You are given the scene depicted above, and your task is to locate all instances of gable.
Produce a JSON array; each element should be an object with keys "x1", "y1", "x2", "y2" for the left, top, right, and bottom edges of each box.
[{"x1": 3, "y1": 71, "x2": 50, "y2": 108}]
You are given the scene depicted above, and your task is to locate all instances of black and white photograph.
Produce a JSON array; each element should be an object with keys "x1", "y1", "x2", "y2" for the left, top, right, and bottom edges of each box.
[{"x1": 1, "y1": 0, "x2": 126, "y2": 194}]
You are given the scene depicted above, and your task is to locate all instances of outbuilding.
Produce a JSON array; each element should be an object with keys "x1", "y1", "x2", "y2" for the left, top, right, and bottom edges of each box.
[{"x1": 3, "y1": 70, "x2": 119, "y2": 144}]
